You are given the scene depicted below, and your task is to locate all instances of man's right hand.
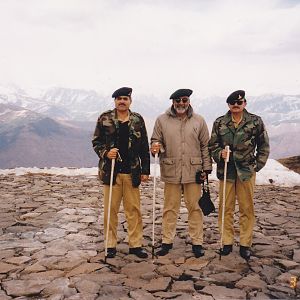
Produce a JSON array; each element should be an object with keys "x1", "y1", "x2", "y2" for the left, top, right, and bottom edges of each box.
[
  {"x1": 150, "y1": 143, "x2": 160, "y2": 155},
  {"x1": 107, "y1": 148, "x2": 119, "y2": 160},
  {"x1": 221, "y1": 148, "x2": 230, "y2": 160}
]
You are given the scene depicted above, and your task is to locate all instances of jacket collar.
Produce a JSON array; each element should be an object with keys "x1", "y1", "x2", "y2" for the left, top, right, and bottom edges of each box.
[
  {"x1": 223, "y1": 109, "x2": 252, "y2": 131},
  {"x1": 110, "y1": 108, "x2": 134, "y2": 128}
]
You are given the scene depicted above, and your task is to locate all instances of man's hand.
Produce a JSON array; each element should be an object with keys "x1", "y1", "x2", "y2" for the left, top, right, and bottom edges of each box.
[
  {"x1": 200, "y1": 171, "x2": 207, "y2": 181},
  {"x1": 150, "y1": 142, "x2": 160, "y2": 155},
  {"x1": 141, "y1": 175, "x2": 149, "y2": 182},
  {"x1": 107, "y1": 148, "x2": 119, "y2": 160},
  {"x1": 221, "y1": 148, "x2": 231, "y2": 160}
]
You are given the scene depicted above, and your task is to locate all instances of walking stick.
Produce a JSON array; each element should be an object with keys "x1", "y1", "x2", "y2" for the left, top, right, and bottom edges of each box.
[
  {"x1": 104, "y1": 158, "x2": 115, "y2": 263},
  {"x1": 152, "y1": 152, "x2": 158, "y2": 259},
  {"x1": 220, "y1": 145, "x2": 230, "y2": 260}
]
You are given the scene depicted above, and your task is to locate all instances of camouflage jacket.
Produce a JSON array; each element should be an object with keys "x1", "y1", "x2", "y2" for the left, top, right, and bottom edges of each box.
[
  {"x1": 209, "y1": 109, "x2": 270, "y2": 181},
  {"x1": 92, "y1": 109, "x2": 150, "y2": 187}
]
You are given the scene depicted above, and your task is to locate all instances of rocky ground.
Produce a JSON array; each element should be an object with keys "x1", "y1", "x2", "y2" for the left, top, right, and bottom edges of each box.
[{"x1": 0, "y1": 173, "x2": 299, "y2": 300}]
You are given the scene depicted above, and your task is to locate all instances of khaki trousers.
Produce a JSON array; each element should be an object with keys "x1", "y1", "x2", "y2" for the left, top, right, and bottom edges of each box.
[
  {"x1": 162, "y1": 182, "x2": 203, "y2": 245},
  {"x1": 103, "y1": 174, "x2": 143, "y2": 248},
  {"x1": 218, "y1": 174, "x2": 256, "y2": 247}
]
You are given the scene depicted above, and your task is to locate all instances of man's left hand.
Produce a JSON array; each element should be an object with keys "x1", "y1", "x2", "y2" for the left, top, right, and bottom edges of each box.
[
  {"x1": 200, "y1": 172, "x2": 207, "y2": 181},
  {"x1": 141, "y1": 175, "x2": 149, "y2": 182}
]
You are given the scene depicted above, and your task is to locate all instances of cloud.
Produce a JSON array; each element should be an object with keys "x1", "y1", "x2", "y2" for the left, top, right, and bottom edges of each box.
[{"x1": 0, "y1": 0, "x2": 299, "y2": 96}]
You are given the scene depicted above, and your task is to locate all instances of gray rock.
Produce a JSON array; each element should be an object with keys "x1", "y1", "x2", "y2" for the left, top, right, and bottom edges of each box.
[
  {"x1": 260, "y1": 265, "x2": 281, "y2": 284},
  {"x1": 42, "y1": 278, "x2": 77, "y2": 297},
  {"x1": 2, "y1": 279, "x2": 50, "y2": 297},
  {"x1": 121, "y1": 262, "x2": 156, "y2": 278},
  {"x1": 152, "y1": 291, "x2": 183, "y2": 299},
  {"x1": 144, "y1": 277, "x2": 172, "y2": 292},
  {"x1": 100, "y1": 285, "x2": 129, "y2": 298},
  {"x1": 171, "y1": 280, "x2": 195, "y2": 293},
  {"x1": 65, "y1": 294, "x2": 98, "y2": 300},
  {"x1": 74, "y1": 279, "x2": 101, "y2": 294},
  {"x1": 235, "y1": 274, "x2": 267, "y2": 291},
  {"x1": 1, "y1": 174, "x2": 299, "y2": 300},
  {"x1": 201, "y1": 285, "x2": 246, "y2": 299},
  {"x1": 129, "y1": 290, "x2": 156, "y2": 300},
  {"x1": 157, "y1": 264, "x2": 183, "y2": 279},
  {"x1": 293, "y1": 249, "x2": 300, "y2": 262},
  {"x1": 275, "y1": 258, "x2": 299, "y2": 270},
  {"x1": 210, "y1": 272, "x2": 242, "y2": 284}
]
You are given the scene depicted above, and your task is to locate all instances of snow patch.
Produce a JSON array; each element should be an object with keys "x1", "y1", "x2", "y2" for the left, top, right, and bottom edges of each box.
[{"x1": 0, "y1": 159, "x2": 299, "y2": 187}]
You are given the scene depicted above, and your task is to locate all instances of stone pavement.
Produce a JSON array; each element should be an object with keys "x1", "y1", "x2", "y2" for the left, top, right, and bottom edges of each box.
[{"x1": 0, "y1": 173, "x2": 299, "y2": 299}]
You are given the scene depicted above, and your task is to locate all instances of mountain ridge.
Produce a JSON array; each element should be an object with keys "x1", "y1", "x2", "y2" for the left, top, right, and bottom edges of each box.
[{"x1": 0, "y1": 85, "x2": 299, "y2": 166}]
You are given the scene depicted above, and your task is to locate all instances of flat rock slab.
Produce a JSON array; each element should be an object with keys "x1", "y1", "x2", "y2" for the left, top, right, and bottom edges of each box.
[
  {"x1": 235, "y1": 274, "x2": 267, "y2": 291},
  {"x1": 121, "y1": 262, "x2": 156, "y2": 278},
  {"x1": 2, "y1": 279, "x2": 50, "y2": 297},
  {"x1": 0, "y1": 174, "x2": 299, "y2": 299},
  {"x1": 144, "y1": 277, "x2": 172, "y2": 292},
  {"x1": 202, "y1": 285, "x2": 246, "y2": 299}
]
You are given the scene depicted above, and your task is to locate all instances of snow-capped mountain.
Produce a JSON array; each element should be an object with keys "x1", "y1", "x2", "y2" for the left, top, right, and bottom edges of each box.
[
  {"x1": 0, "y1": 84, "x2": 299, "y2": 163},
  {"x1": 0, "y1": 85, "x2": 111, "y2": 121},
  {"x1": 1, "y1": 85, "x2": 299, "y2": 125}
]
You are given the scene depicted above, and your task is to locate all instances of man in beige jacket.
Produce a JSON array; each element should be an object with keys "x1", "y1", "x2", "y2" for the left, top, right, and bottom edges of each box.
[{"x1": 151, "y1": 89, "x2": 212, "y2": 257}]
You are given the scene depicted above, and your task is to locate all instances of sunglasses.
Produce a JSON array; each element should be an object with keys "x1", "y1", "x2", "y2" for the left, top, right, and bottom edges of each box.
[
  {"x1": 174, "y1": 97, "x2": 189, "y2": 104},
  {"x1": 229, "y1": 100, "x2": 245, "y2": 105}
]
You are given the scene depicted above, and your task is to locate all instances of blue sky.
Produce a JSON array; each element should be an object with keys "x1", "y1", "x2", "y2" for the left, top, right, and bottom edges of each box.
[{"x1": 1, "y1": 0, "x2": 300, "y2": 97}]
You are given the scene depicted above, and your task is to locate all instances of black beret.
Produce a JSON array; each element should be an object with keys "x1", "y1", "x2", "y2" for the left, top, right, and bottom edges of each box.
[
  {"x1": 170, "y1": 89, "x2": 193, "y2": 100},
  {"x1": 226, "y1": 90, "x2": 245, "y2": 103},
  {"x1": 112, "y1": 87, "x2": 132, "y2": 98}
]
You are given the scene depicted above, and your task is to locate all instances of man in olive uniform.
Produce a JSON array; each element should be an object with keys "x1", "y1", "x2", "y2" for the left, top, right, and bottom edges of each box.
[
  {"x1": 209, "y1": 90, "x2": 270, "y2": 260},
  {"x1": 151, "y1": 89, "x2": 212, "y2": 258},
  {"x1": 92, "y1": 87, "x2": 150, "y2": 259}
]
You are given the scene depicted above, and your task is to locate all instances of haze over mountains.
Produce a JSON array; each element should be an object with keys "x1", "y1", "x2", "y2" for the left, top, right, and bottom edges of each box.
[{"x1": 0, "y1": 85, "x2": 299, "y2": 168}]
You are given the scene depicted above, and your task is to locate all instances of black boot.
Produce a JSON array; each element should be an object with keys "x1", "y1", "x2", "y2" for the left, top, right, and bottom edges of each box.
[
  {"x1": 192, "y1": 245, "x2": 205, "y2": 258},
  {"x1": 240, "y1": 246, "x2": 251, "y2": 260},
  {"x1": 129, "y1": 247, "x2": 148, "y2": 258},
  {"x1": 106, "y1": 247, "x2": 117, "y2": 258},
  {"x1": 156, "y1": 243, "x2": 173, "y2": 256},
  {"x1": 219, "y1": 245, "x2": 233, "y2": 256}
]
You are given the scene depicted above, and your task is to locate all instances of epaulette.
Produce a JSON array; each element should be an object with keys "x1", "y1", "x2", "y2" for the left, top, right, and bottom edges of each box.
[
  {"x1": 131, "y1": 111, "x2": 142, "y2": 119},
  {"x1": 214, "y1": 115, "x2": 226, "y2": 123},
  {"x1": 99, "y1": 109, "x2": 113, "y2": 117}
]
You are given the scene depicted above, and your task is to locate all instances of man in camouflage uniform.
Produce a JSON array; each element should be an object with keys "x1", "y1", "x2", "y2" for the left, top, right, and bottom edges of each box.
[
  {"x1": 92, "y1": 87, "x2": 150, "y2": 259},
  {"x1": 209, "y1": 90, "x2": 270, "y2": 260}
]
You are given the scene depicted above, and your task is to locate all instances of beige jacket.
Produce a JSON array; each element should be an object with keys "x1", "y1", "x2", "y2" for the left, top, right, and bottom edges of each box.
[{"x1": 151, "y1": 106, "x2": 212, "y2": 184}]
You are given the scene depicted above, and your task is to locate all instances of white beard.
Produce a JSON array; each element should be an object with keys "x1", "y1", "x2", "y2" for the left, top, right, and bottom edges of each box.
[{"x1": 174, "y1": 105, "x2": 188, "y2": 114}]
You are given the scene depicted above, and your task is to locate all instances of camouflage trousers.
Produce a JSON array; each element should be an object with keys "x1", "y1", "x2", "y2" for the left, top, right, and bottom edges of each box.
[
  {"x1": 218, "y1": 174, "x2": 256, "y2": 247},
  {"x1": 162, "y1": 182, "x2": 203, "y2": 245},
  {"x1": 103, "y1": 174, "x2": 143, "y2": 248}
]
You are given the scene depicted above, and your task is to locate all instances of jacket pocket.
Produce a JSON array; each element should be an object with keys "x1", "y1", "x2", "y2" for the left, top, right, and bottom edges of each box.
[
  {"x1": 190, "y1": 157, "x2": 202, "y2": 165},
  {"x1": 161, "y1": 158, "x2": 176, "y2": 178},
  {"x1": 190, "y1": 157, "x2": 202, "y2": 176}
]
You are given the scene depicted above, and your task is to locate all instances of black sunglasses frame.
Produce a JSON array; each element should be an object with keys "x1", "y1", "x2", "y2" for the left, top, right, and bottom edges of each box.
[
  {"x1": 174, "y1": 98, "x2": 189, "y2": 104},
  {"x1": 228, "y1": 100, "x2": 245, "y2": 105}
]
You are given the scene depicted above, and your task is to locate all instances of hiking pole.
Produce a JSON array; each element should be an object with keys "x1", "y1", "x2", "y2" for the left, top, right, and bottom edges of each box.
[
  {"x1": 104, "y1": 158, "x2": 115, "y2": 263},
  {"x1": 220, "y1": 145, "x2": 230, "y2": 260},
  {"x1": 152, "y1": 152, "x2": 158, "y2": 259}
]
